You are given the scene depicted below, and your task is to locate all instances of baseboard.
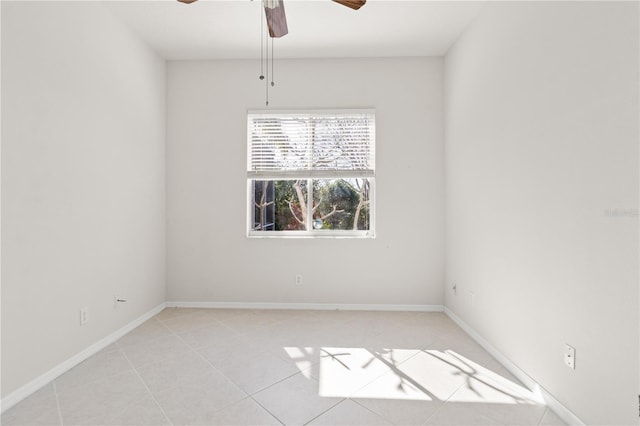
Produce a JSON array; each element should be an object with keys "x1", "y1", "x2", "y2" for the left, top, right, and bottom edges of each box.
[
  {"x1": 166, "y1": 300, "x2": 444, "y2": 312},
  {"x1": 444, "y1": 307, "x2": 585, "y2": 426},
  {"x1": 0, "y1": 302, "x2": 166, "y2": 414}
]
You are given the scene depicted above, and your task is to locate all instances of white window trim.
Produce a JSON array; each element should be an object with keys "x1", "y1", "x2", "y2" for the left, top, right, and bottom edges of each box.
[
  {"x1": 246, "y1": 178, "x2": 376, "y2": 238},
  {"x1": 246, "y1": 109, "x2": 376, "y2": 238}
]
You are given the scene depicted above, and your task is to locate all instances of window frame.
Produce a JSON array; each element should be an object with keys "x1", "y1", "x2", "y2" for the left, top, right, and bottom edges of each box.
[{"x1": 246, "y1": 109, "x2": 376, "y2": 238}]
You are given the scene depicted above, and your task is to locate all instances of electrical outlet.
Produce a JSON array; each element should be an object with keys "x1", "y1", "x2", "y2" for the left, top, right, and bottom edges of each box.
[
  {"x1": 564, "y1": 344, "x2": 575, "y2": 369},
  {"x1": 295, "y1": 275, "x2": 303, "y2": 285},
  {"x1": 80, "y1": 307, "x2": 89, "y2": 325}
]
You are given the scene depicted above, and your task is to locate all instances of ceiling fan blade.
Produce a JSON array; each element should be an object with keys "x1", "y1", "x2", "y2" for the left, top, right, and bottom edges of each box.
[
  {"x1": 177, "y1": 0, "x2": 198, "y2": 4},
  {"x1": 264, "y1": 0, "x2": 288, "y2": 38},
  {"x1": 332, "y1": 0, "x2": 366, "y2": 10}
]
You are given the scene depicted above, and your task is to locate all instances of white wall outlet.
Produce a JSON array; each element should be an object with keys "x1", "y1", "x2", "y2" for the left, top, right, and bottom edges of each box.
[
  {"x1": 80, "y1": 307, "x2": 89, "y2": 325},
  {"x1": 564, "y1": 344, "x2": 576, "y2": 369},
  {"x1": 295, "y1": 275, "x2": 303, "y2": 285}
]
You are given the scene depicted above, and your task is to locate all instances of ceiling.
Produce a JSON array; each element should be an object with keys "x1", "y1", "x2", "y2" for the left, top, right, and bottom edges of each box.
[{"x1": 106, "y1": 0, "x2": 485, "y2": 60}]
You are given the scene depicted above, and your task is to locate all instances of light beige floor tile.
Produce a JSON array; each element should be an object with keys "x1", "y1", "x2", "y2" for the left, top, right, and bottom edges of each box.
[
  {"x1": 350, "y1": 354, "x2": 432, "y2": 401},
  {"x1": 427, "y1": 336, "x2": 503, "y2": 370},
  {"x1": 176, "y1": 320, "x2": 237, "y2": 349},
  {"x1": 234, "y1": 326, "x2": 299, "y2": 355},
  {"x1": 275, "y1": 345, "x2": 321, "y2": 377},
  {"x1": 251, "y1": 308, "x2": 311, "y2": 323},
  {"x1": 340, "y1": 311, "x2": 400, "y2": 336},
  {"x1": 354, "y1": 398, "x2": 443, "y2": 426},
  {"x1": 484, "y1": 404, "x2": 548, "y2": 426},
  {"x1": 308, "y1": 399, "x2": 392, "y2": 426},
  {"x1": 154, "y1": 307, "x2": 203, "y2": 321},
  {"x1": 539, "y1": 408, "x2": 567, "y2": 425},
  {"x1": 119, "y1": 333, "x2": 191, "y2": 368},
  {"x1": 316, "y1": 347, "x2": 394, "y2": 398},
  {"x1": 103, "y1": 395, "x2": 171, "y2": 426},
  {"x1": 253, "y1": 371, "x2": 343, "y2": 426},
  {"x1": 56, "y1": 370, "x2": 150, "y2": 425},
  {"x1": 403, "y1": 313, "x2": 461, "y2": 331},
  {"x1": 137, "y1": 349, "x2": 220, "y2": 393},
  {"x1": 214, "y1": 350, "x2": 301, "y2": 394},
  {"x1": 118, "y1": 319, "x2": 173, "y2": 347},
  {"x1": 391, "y1": 349, "x2": 471, "y2": 402},
  {"x1": 55, "y1": 344, "x2": 132, "y2": 391},
  {"x1": 222, "y1": 313, "x2": 282, "y2": 335},
  {"x1": 205, "y1": 397, "x2": 282, "y2": 426},
  {"x1": 447, "y1": 367, "x2": 541, "y2": 406},
  {"x1": 308, "y1": 324, "x2": 374, "y2": 349},
  {"x1": 202, "y1": 308, "x2": 258, "y2": 322},
  {"x1": 373, "y1": 323, "x2": 440, "y2": 350},
  {"x1": 447, "y1": 376, "x2": 546, "y2": 425},
  {"x1": 350, "y1": 366, "x2": 444, "y2": 424},
  {"x1": 0, "y1": 383, "x2": 60, "y2": 426},
  {"x1": 153, "y1": 373, "x2": 248, "y2": 425},
  {"x1": 197, "y1": 333, "x2": 273, "y2": 368},
  {"x1": 443, "y1": 343, "x2": 523, "y2": 388},
  {"x1": 9, "y1": 309, "x2": 556, "y2": 426},
  {"x1": 366, "y1": 346, "x2": 421, "y2": 367},
  {"x1": 425, "y1": 402, "x2": 502, "y2": 426},
  {"x1": 161, "y1": 310, "x2": 224, "y2": 333}
]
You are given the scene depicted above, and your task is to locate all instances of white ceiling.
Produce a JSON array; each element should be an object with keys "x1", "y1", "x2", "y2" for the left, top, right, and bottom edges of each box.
[{"x1": 106, "y1": 0, "x2": 485, "y2": 60}]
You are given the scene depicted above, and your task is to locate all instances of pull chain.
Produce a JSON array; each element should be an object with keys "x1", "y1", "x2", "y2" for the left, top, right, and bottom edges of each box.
[
  {"x1": 259, "y1": 2, "x2": 265, "y2": 82},
  {"x1": 258, "y1": 0, "x2": 276, "y2": 106},
  {"x1": 265, "y1": 22, "x2": 269, "y2": 106}
]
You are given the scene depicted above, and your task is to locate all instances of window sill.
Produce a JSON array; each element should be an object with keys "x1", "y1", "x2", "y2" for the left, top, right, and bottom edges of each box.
[{"x1": 247, "y1": 231, "x2": 375, "y2": 239}]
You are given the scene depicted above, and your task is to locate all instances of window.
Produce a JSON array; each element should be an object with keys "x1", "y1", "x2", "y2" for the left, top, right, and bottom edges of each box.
[{"x1": 247, "y1": 110, "x2": 375, "y2": 237}]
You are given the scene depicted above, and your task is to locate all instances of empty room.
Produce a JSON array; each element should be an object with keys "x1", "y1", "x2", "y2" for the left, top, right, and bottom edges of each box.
[{"x1": 1, "y1": 1, "x2": 638, "y2": 425}]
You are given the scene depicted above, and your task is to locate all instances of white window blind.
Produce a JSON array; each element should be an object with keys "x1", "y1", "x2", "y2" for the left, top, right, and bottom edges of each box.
[{"x1": 248, "y1": 110, "x2": 375, "y2": 177}]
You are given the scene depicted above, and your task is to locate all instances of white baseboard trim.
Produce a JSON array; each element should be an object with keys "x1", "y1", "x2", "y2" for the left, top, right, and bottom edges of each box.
[
  {"x1": 166, "y1": 301, "x2": 444, "y2": 313},
  {"x1": 0, "y1": 302, "x2": 166, "y2": 414},
  {"x1": 444, "y1": 307, "x2": 585, "y2": 426}
]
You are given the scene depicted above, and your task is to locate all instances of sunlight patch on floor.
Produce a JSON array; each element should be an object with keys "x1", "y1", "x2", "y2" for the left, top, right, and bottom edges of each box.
[
  {"x1": 284, "y1": 346, "x2": 543, "y2": 405},
  {"x1": 283, "y1": 346, "x2": 316, "y2": 379}
]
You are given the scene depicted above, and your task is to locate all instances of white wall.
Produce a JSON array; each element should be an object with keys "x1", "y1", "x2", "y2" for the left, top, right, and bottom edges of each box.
[
  {"x1": 1, "y1": 2, "x2": 166, "y2": 397},
  {"x1": 444, "y1": 2, "x2": 639, "y2": 424},
  {"x1": 167, "y1": 58, "x2": 444, "y2": 306}
]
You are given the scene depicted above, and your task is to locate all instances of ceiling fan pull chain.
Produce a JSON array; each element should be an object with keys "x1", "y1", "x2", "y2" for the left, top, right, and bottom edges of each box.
[
  {"x1": 265, "y1": 18, "x2": 269, "y2": 106},
  {"x1": 271, "y1": 37, "x2": 275, "y2": 87},
  {"x1": 259, "y1": 1, "x2": 265, "y2": 81}
]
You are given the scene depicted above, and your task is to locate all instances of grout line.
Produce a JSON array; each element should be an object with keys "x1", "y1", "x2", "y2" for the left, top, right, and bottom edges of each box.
[
  {"x1": 118, "y1": 346, "x2": 174, "y2": 426},
  {"x1": 350, "y1": 398, "x2": 397, "y2": 424},
  {"x1": 422, "y1": 401, "x2": 445, "y2": 424},
  {"x1": 168, "y1": 315, "x2": 299, "y2": 425},
  {"x1": 51, "y1": 381, "x2": 64, "y2": 426},
  {"x1": 248, "y1": 395, "x2": 286, "y2": 426},
  {"x1": 248, "y1": 367, "x2": 310, "y2": 397},
  {"x1": 1, "y1": 303, "x2": 166, "y2": 415},
  {"x1": 120, "y1": 307, "x2": 555, "y2": 426},
  {"x1": 422, "y1": 381, "x2": 466, "y2": 424},
  {"x1": 165, "y1": 310, "x2": 314, "y2": 399},
  {"x1": 121, "y1": 313, "x2": 254, "y2": 421},
  {"x1": 161, "y1": 316, "x2": 254, "y2": 415},
  {"x1": 537, "y1": 407, "x2": 546, "y2": 426},
  {"x1": 538, "y1": 406, "x2": 550, "y2": 426},
  {"x1": 302, "y1": 398, "x2": 347, "y2": 426}
]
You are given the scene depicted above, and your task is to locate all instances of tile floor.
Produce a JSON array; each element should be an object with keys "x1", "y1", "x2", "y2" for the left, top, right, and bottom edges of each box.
[{"x1": 2, "y1": 308, "x2": 566, "y2": 426}]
